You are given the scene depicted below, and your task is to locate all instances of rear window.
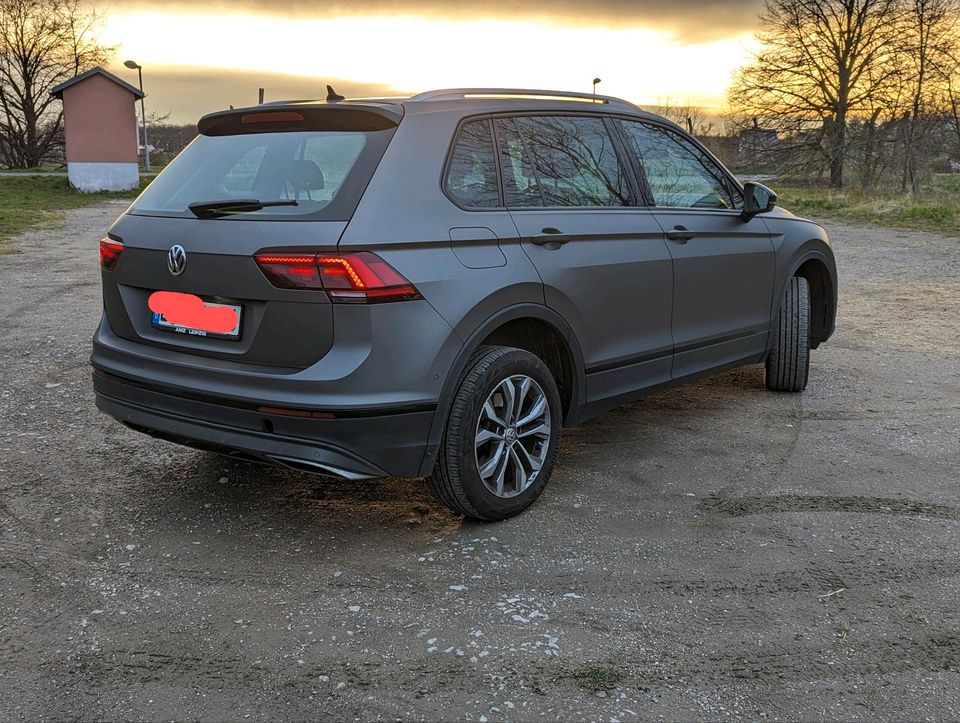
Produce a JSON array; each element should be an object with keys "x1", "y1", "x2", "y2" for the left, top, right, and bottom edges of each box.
[{"x1": 130, "y1": 128, "x2": 394, "y2": 221}]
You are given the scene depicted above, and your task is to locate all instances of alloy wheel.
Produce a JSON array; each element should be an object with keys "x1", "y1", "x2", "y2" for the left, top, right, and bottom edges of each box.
[{"x1": 474, "y1": 374, "x2": 552, "y2": 498}]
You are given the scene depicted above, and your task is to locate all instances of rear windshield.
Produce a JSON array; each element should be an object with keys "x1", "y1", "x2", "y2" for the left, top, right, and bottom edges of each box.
[{"x1": 130, "y1": 128, "x2": 394, "y2": 221}]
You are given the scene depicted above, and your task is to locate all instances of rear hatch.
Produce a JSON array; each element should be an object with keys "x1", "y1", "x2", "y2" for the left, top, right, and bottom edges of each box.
[{"x1": 102, "y1": 103, "x2": 401, "y2": 370}]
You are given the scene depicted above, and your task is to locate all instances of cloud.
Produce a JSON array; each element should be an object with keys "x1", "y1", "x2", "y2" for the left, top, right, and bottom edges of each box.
[
  {"x1": 110, "y1": 0, "x2": 764, "y2": 42},
  {"x1": 125, "y1": 67, "x2": 411, "y2": 123}
]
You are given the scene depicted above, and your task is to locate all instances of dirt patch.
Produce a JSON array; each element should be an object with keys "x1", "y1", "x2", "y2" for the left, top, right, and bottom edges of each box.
[{"x1": 1, "y1": 207, "x2": 958, "y2": 720}]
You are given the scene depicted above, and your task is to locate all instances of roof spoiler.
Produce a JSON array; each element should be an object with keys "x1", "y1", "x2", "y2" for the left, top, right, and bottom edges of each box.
[{"x1": 198, "y1": 104, "x2": 402, "y2": 136}]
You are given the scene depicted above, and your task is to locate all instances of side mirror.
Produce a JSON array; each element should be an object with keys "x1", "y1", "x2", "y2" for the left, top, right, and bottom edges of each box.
[{"x1": 741, "y1": 182, "x2": 777, "y2": 220}]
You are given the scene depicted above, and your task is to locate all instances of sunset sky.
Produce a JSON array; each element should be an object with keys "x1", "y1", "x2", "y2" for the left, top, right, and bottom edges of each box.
[{"x1": 96, "y1": 0, "x2": 765, "y2": 123}]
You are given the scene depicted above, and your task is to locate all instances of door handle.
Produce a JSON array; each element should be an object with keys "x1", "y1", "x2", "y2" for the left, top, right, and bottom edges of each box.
[
  {"x1": 530, "y1": 227, "x2": 572, "y2": 247},
  {"x1": 666, "y1": 225, "x2": 696, "y2": 243}
]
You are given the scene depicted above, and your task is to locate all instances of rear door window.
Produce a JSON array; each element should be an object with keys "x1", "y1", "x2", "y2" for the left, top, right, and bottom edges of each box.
[
  {"x1": 131, "y1": 127, "x2": 393, "y2": 221},
  {"x1": 445, "y1": 119, "x2": 500, "y2": 208},
  {"x1": 494, "y1": 117, "x2": 542, "y2": 207},
  {"x1": 618, "y1": 120, "x2": 741, "y2": 209},
  {"x1": 499, "y1": 115, "x2": 631, "y2": 207}
]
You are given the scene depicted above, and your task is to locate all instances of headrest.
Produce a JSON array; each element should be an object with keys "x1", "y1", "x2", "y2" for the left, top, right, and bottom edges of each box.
[{"x1": 285, "y1": 159, "x2": 325, "y2": 190}]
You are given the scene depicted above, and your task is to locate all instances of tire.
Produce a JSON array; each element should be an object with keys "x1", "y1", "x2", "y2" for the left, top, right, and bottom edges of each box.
[
  {"x1": 427, "y1": 346, "x2": 562, "y2": 521},
  {"x1": 765, "y1": 275, "x2": 811, "y2": 392}
]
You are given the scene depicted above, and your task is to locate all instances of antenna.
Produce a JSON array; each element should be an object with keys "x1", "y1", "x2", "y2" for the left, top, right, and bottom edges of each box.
[
  {"x1": 326, "y1": 84, "x2": 345, "y2": 102},
  {"x1": 592, "y1": 77, "x2": 602, "y2": 101}
]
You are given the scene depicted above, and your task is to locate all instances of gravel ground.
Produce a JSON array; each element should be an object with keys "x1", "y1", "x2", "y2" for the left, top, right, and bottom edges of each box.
[{"x1": 1, "y1": 201, "x2": 958, "y2": 721}]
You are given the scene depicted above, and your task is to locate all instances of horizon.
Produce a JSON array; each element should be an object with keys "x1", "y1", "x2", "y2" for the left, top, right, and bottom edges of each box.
[{"x1": 93, "y1": 1, "x2": 764, "y2": 124}]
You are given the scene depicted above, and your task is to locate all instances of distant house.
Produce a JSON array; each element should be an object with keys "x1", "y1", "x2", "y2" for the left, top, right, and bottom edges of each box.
[
  {"x1": 52, "y1": 67, "x2": 144, "y2": 192},
  {"x1": 738, "y1": 128, "x2": 778, "y2": 156},
  {"x1": 700, "y1": 135, "x2": 739, "y2": 168}
]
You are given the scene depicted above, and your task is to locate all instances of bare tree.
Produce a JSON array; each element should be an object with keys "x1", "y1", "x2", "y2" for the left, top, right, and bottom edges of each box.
[
  {"x1": 847, "y1": 61, "x2": 910, "y2": 190},
  {"x1": 730, "y1": 0, "x2": 903, "y2": 188},
  {"x1": 648, "y1": 98, "x2": 715, "y2": 137},
  {"x1": 0, "y1": 0, "x2": 111, "y2": 168},
  {"x1": 848, "y1": 107, "x2": 902, "y2": 190},
  {"x1": 899, "y1": 0, "x2": 960, "y2": 193},
  {"x1": 943, "y1": 50, "x2": 960, "y2": 165}
]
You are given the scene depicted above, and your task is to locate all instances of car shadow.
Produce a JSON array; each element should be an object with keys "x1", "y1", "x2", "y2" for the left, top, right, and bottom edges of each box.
[
  {"x1": 121, "y1": 365, "x2": 770, "y2": 546},
  {"x1": 563, "y1": 364, "x2": 768, "y2": 448},
  {"x1": 163, "y1": 453, "x2": 461, "y2": 531}
]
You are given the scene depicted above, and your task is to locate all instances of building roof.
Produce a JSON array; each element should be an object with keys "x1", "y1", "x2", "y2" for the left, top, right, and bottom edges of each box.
[{"x1": 52, "y1": 66, "x2": 145, "y2": 100}]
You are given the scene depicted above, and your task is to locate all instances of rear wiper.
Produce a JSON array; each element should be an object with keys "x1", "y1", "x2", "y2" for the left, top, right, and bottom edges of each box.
[{"x1": 188, "y1": 198, "x2": 299, "y2": 219}]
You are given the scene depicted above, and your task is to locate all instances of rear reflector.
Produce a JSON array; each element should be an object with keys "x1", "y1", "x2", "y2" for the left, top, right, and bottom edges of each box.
[
  {"x1": 99, "y1": 237, "x2": 123, "y2": 270},
  {"x1": 257, "y1": 405, "x2": 336, "y2": 419},
  {"x1": 254, "y1": 251, "x2": 422, "y2": 303}
]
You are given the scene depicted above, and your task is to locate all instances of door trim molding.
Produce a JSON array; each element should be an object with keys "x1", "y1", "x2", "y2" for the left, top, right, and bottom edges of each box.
[{"x1": 584, "y1": 323, "x2": 769, "y2": 376}]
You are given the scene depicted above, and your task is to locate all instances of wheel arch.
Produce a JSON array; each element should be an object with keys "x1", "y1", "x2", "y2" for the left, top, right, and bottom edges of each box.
[
  {"x1": 779, "y1": 246, "x2": 837, "y2": 349},
  {"x1": 417, "y1": 303, "x2": 586, "y2": 477}
]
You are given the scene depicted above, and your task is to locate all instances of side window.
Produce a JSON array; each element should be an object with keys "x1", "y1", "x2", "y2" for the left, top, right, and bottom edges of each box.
[
  {"x1": 494, "y1": 117, "x2": 542, "y2": 207},
  {"x1": 445, "y1": 119, "x2": 500, "y2": 208},
  {"x1": 516, "y1": 116, "x2": 630, "y2": 207},
  {"x1": 620, "y1": 121, "x2": 740, "y2": 209}
]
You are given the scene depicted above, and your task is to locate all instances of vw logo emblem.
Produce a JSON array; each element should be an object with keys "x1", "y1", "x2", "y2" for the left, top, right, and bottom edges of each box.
[{"x1": 167, "y1": 245, "x2": 186, "y2": 276}]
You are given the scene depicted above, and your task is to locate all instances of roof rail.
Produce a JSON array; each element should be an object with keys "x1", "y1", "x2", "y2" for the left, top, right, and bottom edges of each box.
[{"x1": 409, "y1": 88, "x2": 636, "y2": 108}]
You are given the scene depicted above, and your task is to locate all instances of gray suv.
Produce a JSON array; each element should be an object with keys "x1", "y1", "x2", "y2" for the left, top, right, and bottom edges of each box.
[{"x1": 92, "y1": 88, "x2": 837, "y2": 521}]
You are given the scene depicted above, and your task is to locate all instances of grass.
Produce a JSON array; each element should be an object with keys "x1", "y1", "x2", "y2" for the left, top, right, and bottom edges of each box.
[
  {"x1": 0, "y1": 176, "x2": 147, "y2": 250},
  {"x1": 573, "y1": 665, "x2": 625, "y2": 692},
  {"x1": 0, "y1": 164, "x2": 66, "y2": 173},
  {"x1": 777, "y1": 174, "x2": 960, "y2": 236},
  {"x1": 140, "y1": 157, "x2": 171, "y2": 173}
]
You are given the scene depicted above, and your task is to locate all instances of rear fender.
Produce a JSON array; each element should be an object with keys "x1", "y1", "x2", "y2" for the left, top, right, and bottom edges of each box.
[{"x1": 417, "y1": 303, "x2": 586, "y2": 477}]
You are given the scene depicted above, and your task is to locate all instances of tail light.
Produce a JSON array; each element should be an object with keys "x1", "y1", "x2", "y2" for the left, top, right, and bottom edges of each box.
[
  {"x1": 99, "y1": 237, "x2": 123, "y2": 270},
  {"x1": 253, "y1": 254, "x2": 322, "y2": 289},
  {"x1": 254, "y1": 251, "x2": 422, "y2": 304}
]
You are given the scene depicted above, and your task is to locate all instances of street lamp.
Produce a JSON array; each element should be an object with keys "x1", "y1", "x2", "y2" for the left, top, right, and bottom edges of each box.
[
  {"x1": 124, "y1": 60, "x2": 150, "y2": 172},
  {"x1": 592, "y1": 77, "x2": 602, "y2": 101}
]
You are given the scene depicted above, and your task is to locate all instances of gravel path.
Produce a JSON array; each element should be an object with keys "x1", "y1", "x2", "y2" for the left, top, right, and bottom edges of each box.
[{"x1": 1, "y1": 203, "x2": 958, "y2": 720}]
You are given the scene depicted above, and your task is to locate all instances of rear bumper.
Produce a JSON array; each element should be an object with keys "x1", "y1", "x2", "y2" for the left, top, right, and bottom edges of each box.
[{"x1": 93, "y1": 369, "x2": 435, "y2": 479}]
